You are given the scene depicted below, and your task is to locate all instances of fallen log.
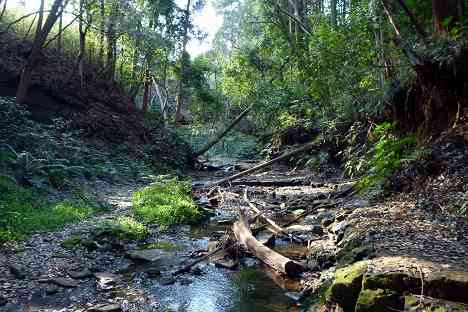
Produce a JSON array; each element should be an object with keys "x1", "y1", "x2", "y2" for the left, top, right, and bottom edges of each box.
[
  {"x1": 194, "y1": 103, "x2": 254, "y2": 158},
  {"x1": 211, "y1": 142, "x2": 316, "y2": 187},
  {"x1": 233, "y1": 211, "x2": 305, "y2": 278},
  {"x1": 229, "y1": 178, "x2": 309, "y2": 187}
]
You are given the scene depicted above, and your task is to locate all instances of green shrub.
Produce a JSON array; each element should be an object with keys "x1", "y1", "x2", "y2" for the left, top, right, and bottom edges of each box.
[
  {"x1": 96, "y1": 217, "x2": 150, "y2": 241},
  {"x1": 132, "y1": 178, "x2": 201, "y2": 226},
  {"x1": 358, "y1": 122, "x2": 416, "y2": 191}
]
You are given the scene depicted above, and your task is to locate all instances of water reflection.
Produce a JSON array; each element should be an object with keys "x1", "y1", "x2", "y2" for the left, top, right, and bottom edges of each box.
[{"x1": 153, "y1": 266, "x2": 296, "y2": 312}]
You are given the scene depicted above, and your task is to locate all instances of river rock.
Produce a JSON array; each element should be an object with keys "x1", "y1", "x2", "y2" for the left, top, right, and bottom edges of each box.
[
  {"x1": 51, "y1": 277, "x2": 79, "y2": 288},
  {"x1": 426, "y1": 270, "x2": 468, "y2": 303},
  {"x1": 145, "y1": 268, "x2": 161, "y2": 277},
  {"x1": 126, "y1": 249, "x2": 166, "y2": 262},
  {"x1": 94, "y1": 272, "x2": 119, "y2": 289},
  {"x1": 69, "y1": 268, "x2": 93, "y2": 279},
  {"x1": 405, "y1": 295, "x2": 468, "y2": 311},
  {"x1": 8, "y1": 263, "x2": 26, "y2": 279},
  {"x1": 355, "y1": 288, "x2": 402, "y2": 312},
  {"x1": 90, "y1": 303, "x2": 122, "y2": 312},
  {"x1": 327, "y1": 261, "x2": 368, "y2": 311},
  {"x1": 214, "y1": 259, "x2": 238, "y2": 270},
  {"x1": 0, "y1": 296, "x2": 7, "y2": 306},
  {"x1": 45, "y1": 285, "x2": 59, "y2": 295},
  {"x1": 159, "y1": 276, "x2": 176, "y2": 286}
]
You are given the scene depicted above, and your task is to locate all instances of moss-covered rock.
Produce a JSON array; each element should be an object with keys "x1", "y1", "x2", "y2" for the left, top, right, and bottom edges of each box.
[
  {"x1": 362, "y1": 272, "x2": 421, "y2": 293},
  {"x1": 326, "y1": 261, "x2": 368, "y2": 311},
  {"x1": 337, "y1": 245, "x2": 374, "y2": 266},
  {"x1": 355, "y1": 288, "x2": 402, "y2": 312},
  {"x1": 426, "y1": 271, "x2": 468, "y2": 304},
  {"x1": 405, "y1": 295, "x2": 468, "y2": 311}
]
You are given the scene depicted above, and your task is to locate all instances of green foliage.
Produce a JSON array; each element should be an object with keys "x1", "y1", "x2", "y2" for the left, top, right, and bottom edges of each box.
[
  {"x1": 96, "y1": 217, "x2": 150, "y2": 241},
  {"x1": 179, "y1": 127, "x2": 258, "y2": 159},
  {"x1": 358, "y1": 123, "x2": 416, "y2": 191},
  {"x1": 132, "y1": 178, "x2": 201, "y2": 227},
  {"x1": 0, "y1": 179, "x2": 109, "y2": 244},
  {"x1": 0, "y1": 97, "x2": 160, "y2": 185}
]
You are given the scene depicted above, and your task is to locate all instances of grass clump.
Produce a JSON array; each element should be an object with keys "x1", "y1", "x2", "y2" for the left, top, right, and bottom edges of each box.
[
  {"x1": 96, "y1": 217, "x2": 150, "y2": 241},
  {"x1": 0, "y1": 176, "x2": 109, "y2": 244},
  {"x1": 132, "y1": 178, "x2": 201, "y2": 227},
  {"x1": 0, "y1": 185, "x2": 109, "y2": 243}
]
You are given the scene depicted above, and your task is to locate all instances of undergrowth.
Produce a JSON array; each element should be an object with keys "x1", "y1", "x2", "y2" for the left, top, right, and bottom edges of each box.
[
  {"x1": 0, "y1": 176, "x2": 109, "y2": 244},
  {"x1": 132, "y1": 178, "x2": 201, "y2": 227},
  {"x1": 95, "y1": 216, "x2": 150, "y2": 241},
  {"x1": 357, "y1": 122, "x2": 417, "y2": 192},
  {"x1": 179, "y1": 126, "x2": 258, "y2": 159}
]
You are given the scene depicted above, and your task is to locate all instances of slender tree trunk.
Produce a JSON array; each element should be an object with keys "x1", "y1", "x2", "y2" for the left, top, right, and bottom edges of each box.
[
  {"x1": 432, "y1": 0, "x2": 463, "y2": 32},
  {"x1": 0, "y1": 0, "x2": 7, "y2": 21},
  {"x1": 141, "y1": 68, "x2": 150, "y2": 113},
  {"x1": 175, "y1": 0, "x2": 191, "y2": 125},
  {"x1": 57, "y1": 14, "x2": 63, "y2": 54},
  {"x1": 16, "y1": 0, "x2": 66, "y2": 104},
  {"x1": 98, "y1": 0, "x2": 105, "y2": 68},
  {"x1": 331, "y1": 0, "x2": 337, "y2": 26}
]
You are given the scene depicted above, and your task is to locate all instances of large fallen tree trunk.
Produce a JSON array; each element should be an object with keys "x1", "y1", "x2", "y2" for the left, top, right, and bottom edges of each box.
[
  {"x1": 229, "y1": 178, "x2": 311, "y2": 187},
  {"x1": 211, "y1": 142, "x2": 316, "y2": 187},
  {"x1": 194, "y1": 103, "x2": 254, "y2": 158},
  {"x1": 233, "y1": 212, "x2": 305, "y2": 278}
]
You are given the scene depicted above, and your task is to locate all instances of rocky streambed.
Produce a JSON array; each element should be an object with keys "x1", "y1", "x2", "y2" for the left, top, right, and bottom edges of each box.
[{"x1": 1, "y1": 162, "x2": 467, "y2": 312}]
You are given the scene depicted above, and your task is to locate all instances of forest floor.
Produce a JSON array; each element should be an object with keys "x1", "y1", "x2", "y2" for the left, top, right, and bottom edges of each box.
[{"x1": 1, "y1": 157, "x2": 467, "y2": 312}]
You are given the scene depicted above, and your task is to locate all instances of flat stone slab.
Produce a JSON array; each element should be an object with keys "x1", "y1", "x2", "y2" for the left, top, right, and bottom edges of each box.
[{"x1": 51, "y1": 277, "x2": 79, "y2": 288}]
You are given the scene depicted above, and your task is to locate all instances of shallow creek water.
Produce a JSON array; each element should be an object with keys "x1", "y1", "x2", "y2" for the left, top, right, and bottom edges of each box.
[{"x1": 120, "y1": 220, "x2": 302, "y2": 312}]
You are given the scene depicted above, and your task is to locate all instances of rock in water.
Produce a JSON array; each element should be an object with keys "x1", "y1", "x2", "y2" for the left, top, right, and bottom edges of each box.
[
  {"x1": 8, "y1": 263, "x2": 26, "y2": 279},
  {"x1": 69, "y1": 268, "x2": 93, "y2": 279},
  {"x1": 94, "y1": 272, "x2": 119, "y2": 290},
  {"x1": 51, "y1": 278, "x2": 79, "y2": 288},
  {"x1": 90, "y1": 303, "x2": 122, "y2": 312},
  {"x1": 125, "y1": 249, "x2": 166, "y2": 262}
]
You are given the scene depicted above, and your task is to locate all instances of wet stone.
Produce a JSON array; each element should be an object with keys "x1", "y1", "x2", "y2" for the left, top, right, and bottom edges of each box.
[
  {"x1": 0, "y1": 296, "x2": 7, "y2": 306},
  {"x1": 8, "y1": 263, "x2": 26, "y2": 280},
  {"x1": 126, "y1": 249, "x2": 166, "y2": 262},
  {"x1": 90, "y1": 303, "x2": 122, "y2": 312},
  {"x1": 69, "y1": 268, "x2": 93, "y2": 279},
  {"x1": 45, "y1": 285, "x2": 60, "y2": 295},
  {"x1": 95, "y1": 272, "x2": 119, "y2": 289},
  {"x1": 159, "y1": 276, "x2": 176, "y2": 286},
  {"x1": 52, "y1": 277, "x2": 79, "y2": 288}
]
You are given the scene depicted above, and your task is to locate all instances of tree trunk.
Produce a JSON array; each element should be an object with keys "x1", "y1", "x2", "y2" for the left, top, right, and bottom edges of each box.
[
  {"x1": 0, "y1": 0, "x2": 7, "y2": 21},
  {"x1": 175, "y1": 0, "x2": 191, "y2": 126},
  {"x1": 232, "y1": 212, "x2": 305, "y2": 278},
  {"x1": 57, "y1": 14, "x2": 62, "y2": 54},
  {"x1": 16, "y1": 0, "x2": 66, "y2": 104},
  {"x1": 432, "y1": 0, "x2": 463, "y2": 32},
  {"x1": 211, "y1": 141, "x2": 316, "y2": 186},
  {"x1": 331, "y1": 0, "x2": 337, "y2": 26},
  {"x1": 194, "y1": 103, "x2": 254, "y2": 158},
  {"x1": 98, "y1": 0, "x2": 105, "y2": 67},
  {"x1": 141, "y1": 69, "x2": 150, "y2": 113}
]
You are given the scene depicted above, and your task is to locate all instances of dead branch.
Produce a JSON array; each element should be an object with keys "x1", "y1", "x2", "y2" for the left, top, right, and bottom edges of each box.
[{"x1": 211, "y1": 142, "x2": 316, "y2": 187}]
